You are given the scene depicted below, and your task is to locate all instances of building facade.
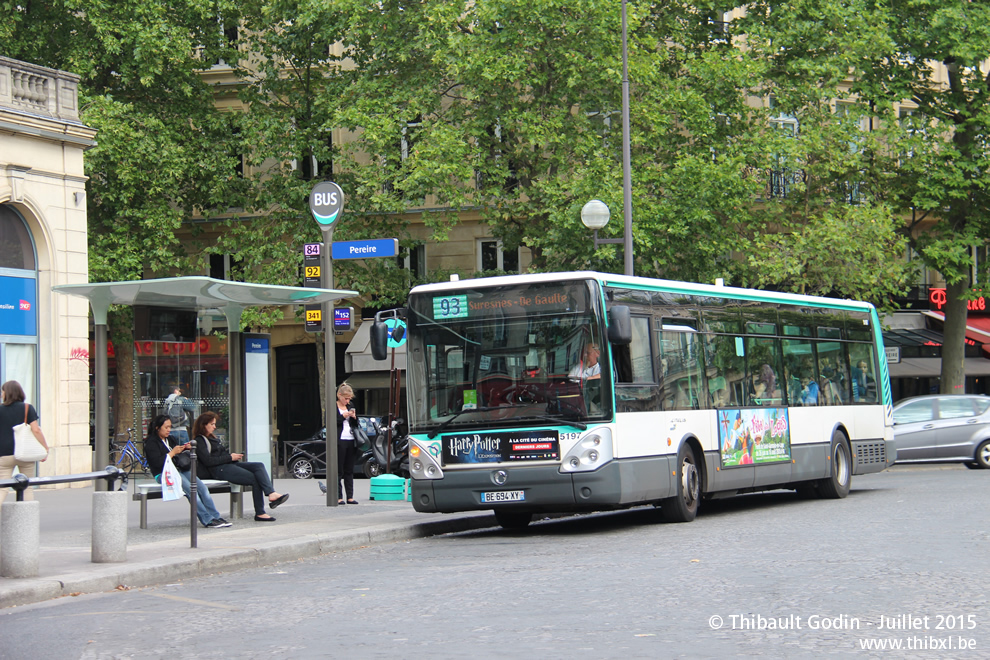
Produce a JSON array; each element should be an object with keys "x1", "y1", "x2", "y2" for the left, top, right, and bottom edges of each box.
[{"x1": 0, "y1": 56, "x2": 97, "y2": 479}]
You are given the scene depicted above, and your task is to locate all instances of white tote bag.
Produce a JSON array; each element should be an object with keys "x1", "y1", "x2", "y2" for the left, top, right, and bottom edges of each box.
[
  {"x1": 13, "y1": 403, "x2": 47, "y2": 462},
  {"x1": 161, "y1": 454, "x2": 185, "y2": 501}
]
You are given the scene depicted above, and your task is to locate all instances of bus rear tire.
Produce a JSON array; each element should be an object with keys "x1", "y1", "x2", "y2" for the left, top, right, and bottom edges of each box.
[
  {"x1": 494, "y1": 510, "x2": 533, "y2": 529},
  {"x1": 661, "y1": 445, "x2": 700, "y2": 523},
  {"x1": 817, "y1": 431, "x2": 851, "y2": 499}
]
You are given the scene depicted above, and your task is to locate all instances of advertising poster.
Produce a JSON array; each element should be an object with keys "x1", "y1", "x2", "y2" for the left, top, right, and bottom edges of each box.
[
  {"x1": 718, "y1": 408, "x2": 791, "y2": 467},
  {"x1": 443, "y1": 430, "x2": 559, "y2": 465},
  {"x1": 0, "y1": 275, "x2": 37, "y2": 336}
]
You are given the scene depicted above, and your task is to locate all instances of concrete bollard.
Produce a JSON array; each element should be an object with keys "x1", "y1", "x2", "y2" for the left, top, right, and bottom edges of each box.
[
  {"x1": 92, "y1": 490, "x2": 128, "y2": 563},
  {"x1": 1, "y1": 500, "x2": 40, "y2": 578}
]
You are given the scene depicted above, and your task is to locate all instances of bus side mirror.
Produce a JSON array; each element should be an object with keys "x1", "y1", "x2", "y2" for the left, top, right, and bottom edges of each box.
[
  {"x1": 607, "y1": 305, "x2": 632, "y2": 345},
  {"x1": 371, "y1": 321, "x2": 389, "y2": 361}
]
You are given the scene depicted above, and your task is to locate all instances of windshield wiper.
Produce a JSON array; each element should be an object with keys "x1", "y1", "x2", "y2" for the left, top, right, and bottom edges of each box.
[
  {"x1": 427, "y1": 406, "x2": 505, "y2": 438},
  {"x1": 514, "y1": 415, "x2": 588, "y2": 431}
]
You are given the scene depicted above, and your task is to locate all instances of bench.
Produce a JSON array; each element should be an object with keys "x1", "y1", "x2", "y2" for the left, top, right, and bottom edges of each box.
[{"x1": 132, "y1": 480, "x2": 252, "y2": 529}]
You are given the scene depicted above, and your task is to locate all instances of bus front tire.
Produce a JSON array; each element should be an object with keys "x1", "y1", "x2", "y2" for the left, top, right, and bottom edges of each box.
[
  {"x1": 817, "y1": 431, "x2": 851, "y2": 499},
  {"x1": 494, "y1": 510, "x2": 533, "y2": 529},
  {"x1": 661, "y1": 445, "x2": 700, "y2": 523}
]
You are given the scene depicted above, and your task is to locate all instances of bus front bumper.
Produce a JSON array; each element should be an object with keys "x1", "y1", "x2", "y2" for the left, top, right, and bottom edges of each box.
[{"x1": 411, "y1": 462, "x2": 627, "y2": 514}]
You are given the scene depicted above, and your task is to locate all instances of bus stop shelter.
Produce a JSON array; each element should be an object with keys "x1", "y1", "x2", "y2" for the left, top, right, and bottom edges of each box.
[{"x1": 53, "y1": 277, "x2": 357, "y2": 488}]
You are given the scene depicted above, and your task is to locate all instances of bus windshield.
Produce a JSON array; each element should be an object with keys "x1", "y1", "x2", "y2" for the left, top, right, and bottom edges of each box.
[{"x1": 405, "y1": 279, "x2": 611, "y2": 434}]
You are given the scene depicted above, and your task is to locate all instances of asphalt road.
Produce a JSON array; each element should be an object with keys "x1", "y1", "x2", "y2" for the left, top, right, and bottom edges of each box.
[{"x1": 2, "y1": 464, "x2": 987, "y2": 659}]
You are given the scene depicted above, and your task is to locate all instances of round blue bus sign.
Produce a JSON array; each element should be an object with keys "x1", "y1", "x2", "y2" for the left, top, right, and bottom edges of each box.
[{"x1": 309, "y1": 181, "x2": 345, "y2": 227}]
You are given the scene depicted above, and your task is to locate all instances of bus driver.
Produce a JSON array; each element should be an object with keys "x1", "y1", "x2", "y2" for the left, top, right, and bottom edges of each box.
[{"x1": 569, "y1": 343, "x2": 601, "y2": 381}]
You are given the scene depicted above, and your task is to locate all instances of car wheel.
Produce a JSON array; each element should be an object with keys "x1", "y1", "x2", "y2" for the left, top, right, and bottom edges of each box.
[
  {"x1": 363, "y1": 459, "x2": 382, "y2": 479},
  {"x1": 289, "y1": 456, "x2": 314, "y2": 479},
  {"x1": 494, "y1": 510, "x2": 532, "y2": 529},
  {"x1": 661, "y1": 444, "x2": 700, "y2": 523},
  {"x1": 817, "y1": 430, "x2": 851, "y2": 499},
  {"x1": 974, "y1": 440, "x2": 990, "y2": 469}
]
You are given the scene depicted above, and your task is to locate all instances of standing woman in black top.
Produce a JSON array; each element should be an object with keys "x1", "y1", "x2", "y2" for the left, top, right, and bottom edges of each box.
[
  {"x1": 0, "y1": 380, "x2": 49, "y2": 504},
  {"x1": 336, "y1": 383, "x2": 360, "y2": 505}
]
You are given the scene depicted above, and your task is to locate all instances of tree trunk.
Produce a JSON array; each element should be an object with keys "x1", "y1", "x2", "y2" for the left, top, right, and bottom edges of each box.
[
  {"x1": 109, "y1": 310, "x2": 137, "y2": 443},
  {"x1": 940, "y1": 278, "x2": 968, "y2": 394}
]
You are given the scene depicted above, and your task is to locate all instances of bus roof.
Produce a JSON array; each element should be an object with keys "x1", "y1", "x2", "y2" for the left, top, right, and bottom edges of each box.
[{"x1": 409, "y1": 271, "x2": 877, "y2": 313}]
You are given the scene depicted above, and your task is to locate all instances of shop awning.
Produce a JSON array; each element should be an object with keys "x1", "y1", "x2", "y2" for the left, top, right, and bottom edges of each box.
[
  {"x1": 922, "y1": 311, "x2": 990, "y2": 356},
  {"x1": 343, "y1": 372, "x2": 394, "y2": 390},
  {"x1": 888, "y1": 357, "x2": 990, "y2": 378},
  {"x1": 345, "y1": 321, "x2": 405, "y2": 373}
]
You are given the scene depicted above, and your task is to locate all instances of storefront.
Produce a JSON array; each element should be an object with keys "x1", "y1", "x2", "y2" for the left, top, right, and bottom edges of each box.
[{"x1": 884, "y1": 288, "x2": 990, "y2": 401}]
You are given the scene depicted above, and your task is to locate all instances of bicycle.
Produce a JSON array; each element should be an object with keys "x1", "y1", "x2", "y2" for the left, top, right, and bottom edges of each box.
[{"x1": 108, "y1": 428, "x2": 150, "y2": 487}]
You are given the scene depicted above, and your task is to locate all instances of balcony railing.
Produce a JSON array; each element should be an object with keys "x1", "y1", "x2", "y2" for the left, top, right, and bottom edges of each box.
[{"x1": 0, "y1": 56, "x2": 82, "y2": 123}]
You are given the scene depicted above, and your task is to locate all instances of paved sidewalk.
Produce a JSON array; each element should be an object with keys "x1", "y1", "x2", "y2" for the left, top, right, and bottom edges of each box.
[{"x1": 0, "y1": 477, "x2": 495, "y2": 609}]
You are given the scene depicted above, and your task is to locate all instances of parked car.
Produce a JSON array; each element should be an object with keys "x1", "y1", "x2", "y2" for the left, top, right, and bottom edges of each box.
[
  {"x1": 892, "y1": 395, "x2": 990, "y2": 468},
  {"x1": 286, "y1": 416, "x2": 383, "y2": 479}
]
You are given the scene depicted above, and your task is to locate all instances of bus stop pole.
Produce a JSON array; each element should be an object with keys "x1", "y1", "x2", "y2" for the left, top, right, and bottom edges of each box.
[{"x1": 323, "y1": 228, "x2": 339, "y2": 507}]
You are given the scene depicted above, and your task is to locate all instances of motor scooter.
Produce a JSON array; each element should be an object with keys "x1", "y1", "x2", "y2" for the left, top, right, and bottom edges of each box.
[{"x1": 371, "y1": 417, "x2": 409, "y2": 477}]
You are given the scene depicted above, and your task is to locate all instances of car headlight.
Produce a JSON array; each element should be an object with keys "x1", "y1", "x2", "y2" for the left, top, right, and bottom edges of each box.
[
  {"x1": 409, "y1": 439, "x2": 443, "y2": 480},
  {"x1": 559, "y1": 428, "x2": 613, "y2": 473}
]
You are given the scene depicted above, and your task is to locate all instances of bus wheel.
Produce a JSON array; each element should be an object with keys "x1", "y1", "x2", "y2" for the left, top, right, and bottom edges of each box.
[
  {"x1": 662, "y1": 445, "x2": 700, "y2": 523},
  {"x1": 817, "y1": 431, "x2": 851, "y2": 499},
  {"x1": 494, "y1": 510, "x2": 533, "y2": 529}
]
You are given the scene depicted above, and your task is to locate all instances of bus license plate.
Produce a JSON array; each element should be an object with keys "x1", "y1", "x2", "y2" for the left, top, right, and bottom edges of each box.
[{"x1": 481, "y1": 490, "x2": 525, "y2": 503}]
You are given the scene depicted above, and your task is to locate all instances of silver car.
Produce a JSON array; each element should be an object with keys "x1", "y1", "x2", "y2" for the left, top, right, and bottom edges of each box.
[{"x1": 892, "y1": 395, "x2": 990, "y2": 469}]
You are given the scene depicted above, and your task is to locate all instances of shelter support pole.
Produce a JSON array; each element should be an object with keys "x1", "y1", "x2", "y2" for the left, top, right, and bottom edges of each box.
[
  {"x1": 92, "y1": 300, "x2": 110, "y2": 491},
  {"x1": 224, "y1": 304, "x2": 246, "y2": 517}
]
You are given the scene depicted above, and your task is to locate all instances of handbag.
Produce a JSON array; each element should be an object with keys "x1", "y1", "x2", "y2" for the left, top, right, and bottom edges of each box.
[
  {"x1": 353, "y1": 424, "x2": 371, "y2": 451},
  {"x1": 161, "y1": 454, "x2": 185, "y2": 501},
  {"x1": 172, "y1": 445, "x2": 192, "y2": 471},
  {"x1": 13, "y1": 403, "x2": 47, "y2": 462}
]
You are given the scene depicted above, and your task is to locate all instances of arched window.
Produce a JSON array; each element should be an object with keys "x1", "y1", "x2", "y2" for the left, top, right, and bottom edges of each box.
[
  {"x1": 0, "y1": 205, "x2": 39, "y2": 406},
  {"x1": 0, "y1": 205, "x2": 37, "y2": 270}
]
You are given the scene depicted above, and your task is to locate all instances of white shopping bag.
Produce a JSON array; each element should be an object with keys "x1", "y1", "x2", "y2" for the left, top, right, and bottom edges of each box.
[{"x1": 161, "y1": 455, "x2": 185, "y2": 502}]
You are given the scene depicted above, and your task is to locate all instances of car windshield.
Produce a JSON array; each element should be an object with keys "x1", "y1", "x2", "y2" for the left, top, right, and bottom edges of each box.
[{"x1": 405, "y1": 279, "x2": 611, "y2": 434}]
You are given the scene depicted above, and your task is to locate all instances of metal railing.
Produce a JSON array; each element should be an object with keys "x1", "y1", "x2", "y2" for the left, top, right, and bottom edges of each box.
[{"x1": 0, "y1": 466, "x2": 125, "y2": 500}]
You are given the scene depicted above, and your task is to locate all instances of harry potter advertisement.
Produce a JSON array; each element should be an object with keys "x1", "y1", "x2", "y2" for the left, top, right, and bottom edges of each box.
[{"x1": 718, "y1": 408, "x2": 791, "y2": 467}]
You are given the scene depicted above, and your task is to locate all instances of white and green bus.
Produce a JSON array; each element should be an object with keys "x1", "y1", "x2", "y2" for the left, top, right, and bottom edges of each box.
[{"x1": 375, "y1": 271, "x2": 895, "y2": 529}]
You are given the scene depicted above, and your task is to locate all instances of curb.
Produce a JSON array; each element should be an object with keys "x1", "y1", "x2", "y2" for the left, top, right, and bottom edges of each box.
[{"x1": 0, "y1": 513, "x2": 496, "y2": 609}]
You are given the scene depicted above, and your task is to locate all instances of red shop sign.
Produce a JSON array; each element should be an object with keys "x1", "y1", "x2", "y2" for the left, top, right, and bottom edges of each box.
[{"x1": 929, "y1": 288, "x2": 987, "y2": 312}]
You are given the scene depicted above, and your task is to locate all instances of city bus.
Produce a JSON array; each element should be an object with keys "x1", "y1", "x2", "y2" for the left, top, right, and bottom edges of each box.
[{"x1": 373, "y1": 272, "x2": 895, "y2": 529}]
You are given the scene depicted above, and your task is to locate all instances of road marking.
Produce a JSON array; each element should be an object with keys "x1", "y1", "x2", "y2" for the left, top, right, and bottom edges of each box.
[{"x1": 147, "y1": 593, "x2": 240, "y2": 610}]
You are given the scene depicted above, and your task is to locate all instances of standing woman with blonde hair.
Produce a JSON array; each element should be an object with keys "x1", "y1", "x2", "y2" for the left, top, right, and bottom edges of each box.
[
  {"x1": 336, "y1": 383, "x2": 360, "y2": 505},
  {"x1": 0, "y1": 380, "x2": 49, "y2": 503}
]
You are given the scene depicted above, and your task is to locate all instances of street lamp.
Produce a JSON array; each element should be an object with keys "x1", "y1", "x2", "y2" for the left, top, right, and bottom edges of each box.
[
  {"x1": 620, "y1": 0, "x2": 633, "y2": 276},
  {"x1": 581, "y1": 199, "x2": 622, "y2": 250},
  {"x1": 584, "y1": 2, "x2": 633, "y2": 275}
]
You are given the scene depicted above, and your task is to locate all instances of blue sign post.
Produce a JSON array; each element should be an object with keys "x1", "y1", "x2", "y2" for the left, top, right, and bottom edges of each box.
[{"x1": 331, "y1": 239, "x2": 399, "y2": 260}]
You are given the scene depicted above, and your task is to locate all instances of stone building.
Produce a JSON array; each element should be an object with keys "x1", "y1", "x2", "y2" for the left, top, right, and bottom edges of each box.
[{"x1": 0, "y1": 56, "x2": 97, "y2": 478}]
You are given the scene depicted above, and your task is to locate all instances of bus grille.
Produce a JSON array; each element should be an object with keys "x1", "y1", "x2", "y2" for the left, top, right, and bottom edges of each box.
[{"x1": 854, "y1": 441, "x2": 887, "y2": 466}]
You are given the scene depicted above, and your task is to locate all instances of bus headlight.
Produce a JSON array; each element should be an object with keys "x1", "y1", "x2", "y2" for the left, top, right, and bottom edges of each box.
[
  {"x1": 559, "y1": 428, "x2": 613, "y2": 473},
  {"x1": 409, "y1": 439, "x2": 443, "y2": 480}
]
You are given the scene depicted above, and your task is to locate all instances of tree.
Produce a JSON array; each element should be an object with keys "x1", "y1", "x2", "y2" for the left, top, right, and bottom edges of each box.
[
  {"x1": 2, "y1": 0, "x2": 248, "y2": 430},
  {"x1": 743, "y1": 0, "x2": 990, "y2": 393}
]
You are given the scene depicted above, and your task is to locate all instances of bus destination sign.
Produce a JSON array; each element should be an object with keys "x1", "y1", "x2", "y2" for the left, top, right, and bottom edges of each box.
[{"x1": 431, "y1": 287, "x2": 580, "y2": 321}]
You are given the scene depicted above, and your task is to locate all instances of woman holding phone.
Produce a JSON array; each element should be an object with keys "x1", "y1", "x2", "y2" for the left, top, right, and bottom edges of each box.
[
  {"x1": 193, "y1": 411, "x2": 288, "y2": 521},
  {"x1": 144, "y1": 415, "x2": 230, "y2": 528}
]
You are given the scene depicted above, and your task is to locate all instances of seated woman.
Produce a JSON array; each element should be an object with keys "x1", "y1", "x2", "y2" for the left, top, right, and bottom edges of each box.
[
  {"x1": 192, "y1": 411, "x2": 288, "y2": 522},
  {"x1": 143, "y1": 415, "x2": 230, "y2": 529}
]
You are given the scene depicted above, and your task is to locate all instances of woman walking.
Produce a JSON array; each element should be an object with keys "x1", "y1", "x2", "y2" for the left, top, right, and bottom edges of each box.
[
  {"x1": 0, "y1": 380, "x2": 49, "y2": 503},
  {"x1": 193, "y1": 411, "x2": 288, "y2": 521}
]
